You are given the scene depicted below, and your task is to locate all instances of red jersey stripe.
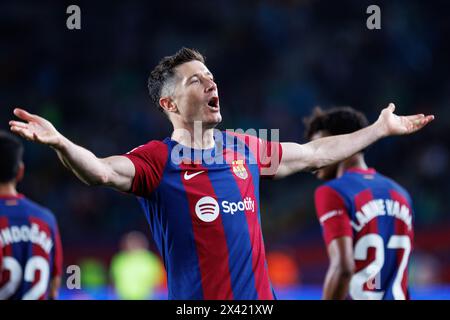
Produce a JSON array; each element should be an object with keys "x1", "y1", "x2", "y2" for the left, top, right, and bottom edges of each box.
[{"x1": 179, "y1": 162, "x2": 234, "y2": 299}]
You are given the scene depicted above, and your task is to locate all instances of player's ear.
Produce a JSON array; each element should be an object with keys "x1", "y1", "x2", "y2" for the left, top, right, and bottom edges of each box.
[
  {"x1": 159, "y1": 97, "x2": 178, "y2": 114},
  {"x1": 16, "y1": 161, "x2": 25, "y2": 183}
]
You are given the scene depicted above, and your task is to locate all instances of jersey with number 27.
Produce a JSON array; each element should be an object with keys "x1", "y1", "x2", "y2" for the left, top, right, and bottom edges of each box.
[{"x1": 314, "y1": 168, "x2": 414, "y2": 300}]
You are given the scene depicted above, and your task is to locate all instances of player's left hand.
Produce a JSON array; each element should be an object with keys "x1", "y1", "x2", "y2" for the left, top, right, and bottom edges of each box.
[{"x1": 376, "y1": 103, "x2": 434, "y2": 137}]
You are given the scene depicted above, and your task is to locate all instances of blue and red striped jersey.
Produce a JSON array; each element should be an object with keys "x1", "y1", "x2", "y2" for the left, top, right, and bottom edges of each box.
[
  {"x1": 314, "y1": 168, "x2": 414, "y2": 300},
  {"x1": 0, "y1": 194, "x2": 63, "y2": 300},
  {"x1": 123, "y1": 131, "x2": 282, "y2": 300}
]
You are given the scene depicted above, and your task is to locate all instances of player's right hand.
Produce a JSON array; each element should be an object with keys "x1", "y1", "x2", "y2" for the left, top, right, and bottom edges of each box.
[{"x1": 9, "y1": 108, "x2": 63, "y2": 148}]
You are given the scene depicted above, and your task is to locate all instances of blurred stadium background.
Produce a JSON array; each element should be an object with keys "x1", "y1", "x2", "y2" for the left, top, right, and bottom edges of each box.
[{"x1": 1, "y1": 0, "x2": 449, "y2": 299}]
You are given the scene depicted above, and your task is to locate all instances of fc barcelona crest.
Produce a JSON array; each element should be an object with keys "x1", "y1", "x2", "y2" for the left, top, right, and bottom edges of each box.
[{"x1": 232, "y1": 160, "x2": 248, "y2": 180}]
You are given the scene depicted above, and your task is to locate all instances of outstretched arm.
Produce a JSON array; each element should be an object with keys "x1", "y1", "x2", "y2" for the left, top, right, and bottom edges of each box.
[
  {"x1": 275, "y1": 103, "x2": 434, "y2": 178},
  {"x1": 9, "y1": 108, "x2": 135, "y2": 192}
]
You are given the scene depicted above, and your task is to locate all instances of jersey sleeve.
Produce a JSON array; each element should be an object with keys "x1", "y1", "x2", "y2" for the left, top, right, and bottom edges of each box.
[
  {"x1": 122, "y1": 141, "x2": 169, "y2": 197},
  {"x1": 314, "y1": 185, "x2": 353, "y2": 246},
  {"x1": 227, "y1": 132, "x2": 283, "y2": 178}
]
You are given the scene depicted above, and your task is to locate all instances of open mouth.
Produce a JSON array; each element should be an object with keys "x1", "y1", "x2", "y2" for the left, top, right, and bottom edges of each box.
[{"x1": 207, "y1": 97, "x2": 219, "y2": 109}]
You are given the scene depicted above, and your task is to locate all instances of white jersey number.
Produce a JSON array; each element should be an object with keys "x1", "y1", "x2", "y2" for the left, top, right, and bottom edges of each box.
[
  {"x1": 350, "y1": 234, "x2": 411, "y2": 300},
  {"x1": 0, "y1": 256, "x2": 50, "y2": 300}
]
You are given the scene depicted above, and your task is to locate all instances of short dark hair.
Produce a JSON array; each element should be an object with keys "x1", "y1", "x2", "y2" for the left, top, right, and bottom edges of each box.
[
  {"x1": 148, "y1": 47, "x2": 205, "y2": 112},
  {"x1": 0, "y1": 130, "x2": 24, "y2": 183},
  {"x1": 304, "y1": 106, "x2": 369, "y2": 140}
]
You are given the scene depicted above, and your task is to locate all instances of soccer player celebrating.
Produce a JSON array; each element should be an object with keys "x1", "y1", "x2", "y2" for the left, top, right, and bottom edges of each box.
[
  {"x1": 305, "y1": 107, "x2": 416, "y2": 300},
  {"x1": 9, "y1": 48, "x2": 433, "y2": 299},
  {"x1": 0, "y1": 131, "x2": 63, "y2": 300}
]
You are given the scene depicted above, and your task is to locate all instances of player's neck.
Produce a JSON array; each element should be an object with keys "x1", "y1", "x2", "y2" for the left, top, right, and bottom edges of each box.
[
  {"x1": 171, "y1": 125, "x2": 216, "y2": 149},
  {"x1": 337, "y1": 154, "x2": 368, "y2": 178},
  {"x1": 0, "y1": 183, "x2": 18, "y2": 197}
]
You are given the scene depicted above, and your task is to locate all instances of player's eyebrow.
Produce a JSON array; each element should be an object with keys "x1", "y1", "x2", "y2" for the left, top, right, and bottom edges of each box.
[
  {"x1": 205, "y1": 71, "x2": 214, "y2": 79},
  {"x1": 186, "y1": 71, "x2": 214, "y2": 82}
]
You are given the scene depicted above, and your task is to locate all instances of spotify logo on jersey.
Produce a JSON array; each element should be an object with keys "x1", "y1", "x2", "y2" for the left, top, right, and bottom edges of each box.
[{"x1": 195, "y1": 196, "x2": 220, "y2": 222}]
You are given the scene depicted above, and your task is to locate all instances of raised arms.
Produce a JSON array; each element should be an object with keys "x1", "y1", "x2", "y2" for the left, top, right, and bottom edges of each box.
[
  {"x1": 276, "y1": 104, "x2": 434, "y2": 178},
  {"x1": 9, "y1": 108, "x2": 135, "y2": 192}
]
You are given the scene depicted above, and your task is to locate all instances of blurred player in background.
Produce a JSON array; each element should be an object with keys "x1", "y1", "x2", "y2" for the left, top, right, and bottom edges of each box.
[
  {"x1": 305, "y1": 107, "x2": 415, "y2": 300},
  {"x1": 9, "y1": 48, "x2": 433, "y2": 299},
  {"x1": 110, "y1": 231, "x2": 164, "y2": 300},
  {"x1": 0, "y1": 131, "x2": 63, "y2": 300}
]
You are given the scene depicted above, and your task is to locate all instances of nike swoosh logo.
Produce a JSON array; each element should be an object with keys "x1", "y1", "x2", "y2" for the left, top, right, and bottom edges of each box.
[{"x1": 184, "y1": 171, "x2": 205, "y2": 180}]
